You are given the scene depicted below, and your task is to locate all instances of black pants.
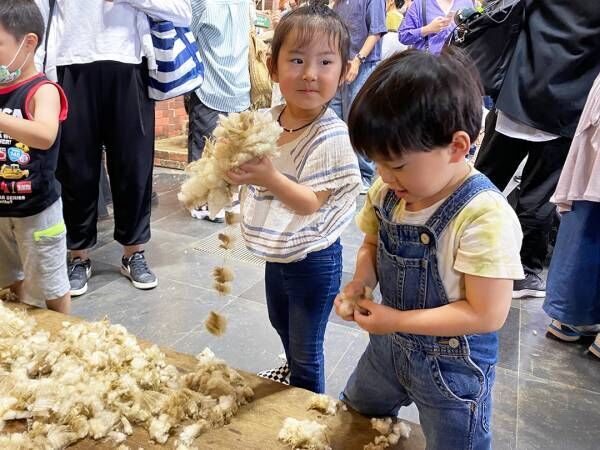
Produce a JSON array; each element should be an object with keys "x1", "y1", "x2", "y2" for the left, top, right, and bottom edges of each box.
[
  {"x1": 475, "y1": 110, "x2": 571, "y2": 274},
  {"x1": 186, "y1": 93, "x2": 226, "y2": 163},
  {"x1": 57, "y1": 61, "x2": 155, "y2": 250}
]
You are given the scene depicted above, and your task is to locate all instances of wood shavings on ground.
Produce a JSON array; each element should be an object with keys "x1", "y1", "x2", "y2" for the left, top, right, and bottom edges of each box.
[
  {"x1": 0, "y1": 303, "x2": 253, "y2": 448},
  {"x1": 178, "y1": 110, "x2": 282, "y2": 218},
  {"x1": 307, "y1": 394, "x2": 339, "y2": 416},
  {"x1": 364, "y1": 418, "x2": 411, "y2": 450},
  {"x1": 204, "y1": 311, "x2": 227, "y2": 337},
  {"x1": 278, "y1": 417, "x2": 331, "y2": 450}
]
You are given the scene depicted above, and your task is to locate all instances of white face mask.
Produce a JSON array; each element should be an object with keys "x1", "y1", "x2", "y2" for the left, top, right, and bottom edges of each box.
[{"x1": 0, "y1": 39, "x2": 29, "y2": 85}]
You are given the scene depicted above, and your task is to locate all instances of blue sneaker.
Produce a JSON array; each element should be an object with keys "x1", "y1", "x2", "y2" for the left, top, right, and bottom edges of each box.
[{"x1": 546, "y1": 320, "x2": 599, "y2": 342}]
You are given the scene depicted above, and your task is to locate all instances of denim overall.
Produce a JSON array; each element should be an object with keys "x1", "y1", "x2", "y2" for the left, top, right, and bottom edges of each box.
[{"x1": 343, "y1": 174, "x2": 499, "y2": 450}]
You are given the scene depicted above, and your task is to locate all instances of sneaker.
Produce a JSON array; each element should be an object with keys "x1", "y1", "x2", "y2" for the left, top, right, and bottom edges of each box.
[
  {"x1": 120, "y1": 251, "x2": 158, "y2": 290},
  {"x1": 546, "y1": 320, "x2": 600, "y2": 342},
  {"x1": 513, "y1": 272, "x2": 546, "y2": 298},
  {"x1": 589, "y1": 334, "x2": 600, "y2": 359},
  {"x1": 190, "y1": 205, "x2": 225, "y2": 223},
  {"x1": 257, "y1": 362, "x2": 290, "y2": 385},
  {"x1": 68, "y1": 258, "x2": 92, "y2": 297}
]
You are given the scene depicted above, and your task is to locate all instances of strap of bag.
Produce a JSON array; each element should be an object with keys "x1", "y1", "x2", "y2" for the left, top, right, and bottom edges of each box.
[
  {"x1": 42, "y1": 0, "x2": 56, "y2": 72},
  {"x1": 421, "y1": 0, "x2": 430, "y2": 52}
]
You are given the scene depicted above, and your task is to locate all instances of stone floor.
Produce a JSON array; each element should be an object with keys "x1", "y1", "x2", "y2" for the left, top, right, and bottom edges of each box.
[{"x1": 71, "y1": 168, "x2": 600, "y2": 450}]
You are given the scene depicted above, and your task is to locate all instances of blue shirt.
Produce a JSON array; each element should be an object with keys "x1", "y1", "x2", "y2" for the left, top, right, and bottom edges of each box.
[
  {"x1": 190, "y1": 0, "x2": 251, "y2": 112},
  {"x1": 399, "y1": 0, "x2": 474, "y2": 55},
  {"x1": 332, "y1": 0, "x2": 387, "y2": 63}
]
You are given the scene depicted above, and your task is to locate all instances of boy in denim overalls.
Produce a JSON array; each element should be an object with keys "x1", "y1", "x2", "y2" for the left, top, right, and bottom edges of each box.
[{"x1": 334, "y1": 49, "x2": 524, "y2": 449}]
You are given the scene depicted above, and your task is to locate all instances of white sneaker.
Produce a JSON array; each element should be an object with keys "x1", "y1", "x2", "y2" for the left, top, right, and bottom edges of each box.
[{"x1": 190, "y1": 205, "x2": 225, "y2": 223}]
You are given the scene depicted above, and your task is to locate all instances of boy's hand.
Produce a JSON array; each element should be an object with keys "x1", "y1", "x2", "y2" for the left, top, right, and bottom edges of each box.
[
  {"x1": 226, "y1": 157, "x2": 278, "y2": 188},
  {"x1": 353, "y1": 298, "x2": 400, "y2": 335},
  {"x1": 334, "y1": 280, "x2": 371, "y2": 321}
]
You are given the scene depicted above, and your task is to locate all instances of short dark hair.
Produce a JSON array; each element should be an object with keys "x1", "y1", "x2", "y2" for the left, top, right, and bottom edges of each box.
[
  {"x1": 348, "y1": 48, "x2": 483, "y2": 160},
  {"x1": 0, "y1": 0, "x2": 45, "y2": 49},
  {"x1": 269, "y1": 2, "x2": 350, "y2": 80}
]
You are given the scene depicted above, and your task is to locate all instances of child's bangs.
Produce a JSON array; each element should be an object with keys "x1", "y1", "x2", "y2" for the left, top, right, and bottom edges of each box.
[{"x1": 285, "y1": 17, "x2": 341, "y2": 53}]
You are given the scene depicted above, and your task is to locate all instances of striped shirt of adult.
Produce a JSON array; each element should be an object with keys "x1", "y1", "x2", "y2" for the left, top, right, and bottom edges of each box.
[{"x1": 190, "y1": 0, "x2": 251, "y2": 113}]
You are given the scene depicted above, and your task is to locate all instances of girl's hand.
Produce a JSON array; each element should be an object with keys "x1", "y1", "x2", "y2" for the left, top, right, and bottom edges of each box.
[
  {"x1": 353, "y1": 298, "x2": 400, "y2": 335},
  {"x1": 346, "y1": 58, "x2": 360, "y2": 83},
  {"x1": 226, "y1": 157, "x2": 278, "y2": 188}
]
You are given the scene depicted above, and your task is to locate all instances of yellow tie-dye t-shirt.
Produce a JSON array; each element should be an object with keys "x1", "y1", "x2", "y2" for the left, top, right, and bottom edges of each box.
[{"x1": 357, "y1": 171, "x2": 525, "y2": 302}]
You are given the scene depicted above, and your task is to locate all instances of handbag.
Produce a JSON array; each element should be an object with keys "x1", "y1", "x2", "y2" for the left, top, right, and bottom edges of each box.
[
  {"x1": 147, "y1": 19, "x2": 204, "y2": 101},
  {"x1": 248, "y1": 29, "x2": 272, "y2": 109},
  {"x1": 446, "y1": 0, "x2": 524, "y2": 101}
]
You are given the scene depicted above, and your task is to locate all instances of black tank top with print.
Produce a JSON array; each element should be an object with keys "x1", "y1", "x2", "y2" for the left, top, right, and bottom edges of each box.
[{"x1": 0, "y1": 74, "x2": 68, "y2": 217}]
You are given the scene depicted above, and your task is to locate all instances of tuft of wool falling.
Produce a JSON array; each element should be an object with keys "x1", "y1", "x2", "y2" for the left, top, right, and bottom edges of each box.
[{"x1": 204, "y1": 311, "x2": 228, "y2": 337}]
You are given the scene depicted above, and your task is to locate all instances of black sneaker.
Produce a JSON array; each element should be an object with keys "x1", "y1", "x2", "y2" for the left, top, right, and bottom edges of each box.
[
  {"x1": 513, "y1": 272, "x2": 546, "y2": 299},
  {"x1": 68, "y1": 258, "x2": 92, "y2": 297},
  {"x1": 120, "y1": 251, "x2": 158, "y2": 290}
]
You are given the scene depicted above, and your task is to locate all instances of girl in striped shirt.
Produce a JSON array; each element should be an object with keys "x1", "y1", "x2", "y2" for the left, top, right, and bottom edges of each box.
[{"x1": 227, "y1": 4, "x2": 361, "y2": 393}]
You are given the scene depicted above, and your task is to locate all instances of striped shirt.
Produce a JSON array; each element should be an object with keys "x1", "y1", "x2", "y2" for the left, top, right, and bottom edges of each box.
[
  {"x1": 241, "y1": 106, "x2": 362, "y2": 263},
  {"x1": 190, "y1": 0, "x2": 251, "y2": 112}
]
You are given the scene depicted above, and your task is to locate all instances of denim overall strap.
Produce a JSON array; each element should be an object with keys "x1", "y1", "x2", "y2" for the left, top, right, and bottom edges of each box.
[{"x1": 425, "y1": 173, "x2": 499, "y2": 238}]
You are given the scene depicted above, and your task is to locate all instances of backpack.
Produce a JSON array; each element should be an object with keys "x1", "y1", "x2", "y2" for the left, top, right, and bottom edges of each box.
[{"x1": 446, "y1": 0, "x2": 524, "y2": 101}]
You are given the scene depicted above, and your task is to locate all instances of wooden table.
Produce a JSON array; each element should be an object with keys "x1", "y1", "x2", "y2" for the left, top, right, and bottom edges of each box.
[{"x1": 3, "y1": 303, "x2": 425, "y2": 449}]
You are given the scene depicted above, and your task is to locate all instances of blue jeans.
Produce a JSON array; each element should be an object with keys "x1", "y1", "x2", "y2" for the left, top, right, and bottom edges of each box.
[
  {"x1": 544, "y1": 201, "x2": 600, "y2": 326},
  {"x1": 330, "y1": 61, "x2": 378, "y2": 184},
  {"x1": 342, "y1": 174, "x2": 499, "y2": 449},
  {"x1": 265, "y1": 240, "x2": 342, "y2": 393}
]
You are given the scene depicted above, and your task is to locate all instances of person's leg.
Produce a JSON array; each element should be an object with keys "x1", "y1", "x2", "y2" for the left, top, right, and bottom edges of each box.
[
  {"x1": 262, "y1": 261, "x2": 292, "y2": 383},
  {"x1": 342, "y1": 333, "x2": 412, "y2": 416},
  {"x1": 516, "y1": 137, "x2": 571, "y2": 275},
  {"x1": 17, "y1": 200, "x2": 71, "y2": 313},
  {"x1": 474, "y1": 110, "x2": 528, "y2": 191},
  {"x1": 329, "y1": 87, "x2": 344, "y2": 121},
  {"x1": 544, "y1": 201, "x2": 600, "y2": 334},
  {"x1": 187, "y1": 93, "x2": 222, "y2": 163},
  {"x1": 0, "y1": 218, "x2": 24, "y2": 301},
  {"x1": 46, "y1": 293, "x2": 71, "y2": 314},
  {"x1": 410, "y1": 351, "x2": 494, "y2": 450},
  {"x1": 346, "y1": 62, "x2": 378, "y2": 185},
  {"x1": 282, "y1": 242, "x2": 342, "y2": 393},
  {"x1": 102, "y1": 61, "x2": 157, "y2": 289},
  {"x1": 186, "y1": 94, "x2": 227, "y2": 222},
  {"x1": 56, "y1": 64, "x2": 104, "y2": 257}
]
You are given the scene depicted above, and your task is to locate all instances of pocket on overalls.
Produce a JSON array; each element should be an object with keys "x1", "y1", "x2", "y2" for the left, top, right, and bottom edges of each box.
[
  {"x1": 429, "y1": 355, "x2": 485, "y2": 404},
  {"x1": 377, "y1": 243, "x2": 428, "y2": 309}
]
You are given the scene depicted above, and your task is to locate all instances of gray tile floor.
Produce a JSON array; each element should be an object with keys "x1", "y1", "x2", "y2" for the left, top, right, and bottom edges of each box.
[{"x1": 71, "y1": 169, "x2": 600, "y2": 450}]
